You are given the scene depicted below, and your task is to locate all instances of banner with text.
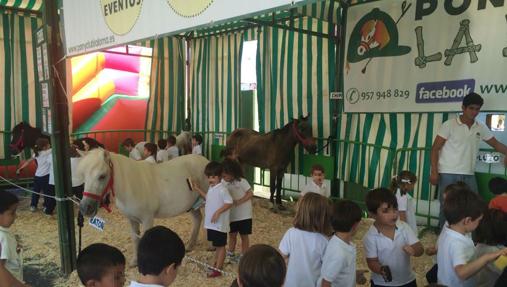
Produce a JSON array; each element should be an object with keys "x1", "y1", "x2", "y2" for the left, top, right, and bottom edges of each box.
[
  {"x1": 63, "y1": 0, "x2": 312, "y2": 56},
  {"x1": 343, "y1": 0, "x2": 507, "y2": 113}
]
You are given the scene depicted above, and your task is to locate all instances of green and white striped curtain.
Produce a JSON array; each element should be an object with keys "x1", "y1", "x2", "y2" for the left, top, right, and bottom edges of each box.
[
  {"x1": 0, "y1": 12, "x2": 41, "y2": 159},
  {"x1": 256, "y1": 16, "x2": 336, "y2": 172},
  {"x1": 145, "y1": 37, "x2": 185, "y2": 142},
  {"x1": 189, "y1": 33, "x2": 243, "y2": 155}
]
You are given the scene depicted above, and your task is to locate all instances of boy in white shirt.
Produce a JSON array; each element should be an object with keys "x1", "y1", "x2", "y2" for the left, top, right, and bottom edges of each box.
[
  {"x1": 156, "y1": 139, "x2": 169, "y2": 163},
  {"x1": 192, "y1": 134, "x2": 203, "y2": 155},
  {"x1": 437, "y1": 186, "x2": 507, "y2": 287},
  {"x1": 363, "y1": 188, "x2": 423, "y2": 287},
  {"x1": 122, "y1": 138, "x2": 143, "y2": 160},
  {"x1": 166, "y1": 136, "x2": 179, "y2": 160},
  {"x1": 301, "y1": 164, "x2": 330, "y2": 198},
  {"x1": 319, "y1": 200, "x2": 367, "y2": 287},
  {"x1": 0, "y1": 191, "x2": 28, "y2": 287},
  {"x1": 192, "y1": 161, "x2": 233, "y2": 278}
]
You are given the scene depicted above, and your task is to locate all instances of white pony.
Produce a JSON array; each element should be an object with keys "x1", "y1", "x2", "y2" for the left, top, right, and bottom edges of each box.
[
  {"x1": 175, "y1": 131, "x2": 192, "y2": 155},
  {"x1": 78, "y1": 149, "x2": 209, "y2": 264}
]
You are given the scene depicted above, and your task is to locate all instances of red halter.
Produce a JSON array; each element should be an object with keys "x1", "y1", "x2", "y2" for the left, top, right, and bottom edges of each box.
[
  {"x1": 9, "y1": 128, "x2": 25, "y2": 152},
  {"x1": 292, "y1": 121, "x2": 315, "y2": 147},
  {"x1": 83, "y1": 161, "x2": 115, "y2": 213}
]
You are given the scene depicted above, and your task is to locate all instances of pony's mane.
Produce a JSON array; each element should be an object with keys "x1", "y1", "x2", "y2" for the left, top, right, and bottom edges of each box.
[{"x1": 77, "y1": 149, "x2": 107, "y2": 176}]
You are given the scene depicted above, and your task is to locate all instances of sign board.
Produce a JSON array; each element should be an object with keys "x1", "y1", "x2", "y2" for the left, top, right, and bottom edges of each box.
[
  {"x1": 330, "y1": 92, "x2": 343, "y2": 100},
  {"x1": 477, "y1": 151, "x2": 504, "y2": 164},
  {"x1": 344, "y1": 0, "x2": 507, "y2": 113},
  {"x1": 63, "y1": 0, "x2": 314, "y2": 56}
]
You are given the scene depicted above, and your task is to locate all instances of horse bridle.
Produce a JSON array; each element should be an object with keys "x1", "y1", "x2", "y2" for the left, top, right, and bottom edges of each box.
[
  {"x1": 83, "y1": 161, "x2": 115, "y2": 213},
  {"x1": 9, "y1": 128, "x2": 25, "y2": 152},
  {"x1": 292, "y1": 121, "x2": 315, "y2": 148}
]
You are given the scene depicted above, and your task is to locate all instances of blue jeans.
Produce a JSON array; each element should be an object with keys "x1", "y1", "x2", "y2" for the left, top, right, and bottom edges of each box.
[
  {"x1": 31, "y1": 175, "x2": 49, "y2": 208},
  {"x1": 438, "y1": 173, "x2": 478, "y2": 229}
]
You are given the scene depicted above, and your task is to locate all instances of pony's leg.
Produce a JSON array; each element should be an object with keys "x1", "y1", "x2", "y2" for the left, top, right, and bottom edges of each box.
[
  {"x1": 275, "y1": 171, "x2": 285, "y2": 209},
  {"x1": 187, "y1": 209, "x2": 202, "y2": 251},
  {"x1": 128, "y1": 218, "x2": 141, "y2": 267},
  {"x1": 269, "y1": 172, "x2": 276, "y2": 205}
]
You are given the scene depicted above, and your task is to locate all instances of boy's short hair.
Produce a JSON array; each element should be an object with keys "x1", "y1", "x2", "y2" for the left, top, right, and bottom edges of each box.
[
  {"x1": 365, "y1": 188, "x2": 398, "y2": 214},
  {"x1": 204, "y1": 161, "x2": 223, "y2": 177},
  {"x1": 443, "y1": 181, "x2": 469, "y2": 196},
  {"x1": 167, "y1": 135, "x2": 177, "y2": 145},
  {"x1": 138, "y1": 226, "x2": 185, "y2": 276},
  {"x1": 488, "y1": 177, "x2": 507, "y2": 195},
  {"x1": 310, "y1": 164, "x2": 325, "y2": 175},
  {"x1": 0, "y1": 191, "x2": 19, "y2": 213},
  {"x1": 76, "y1": 243, "x2": 126, "y2": 285},
  {"x1": 473, "y1": 208, "x2": 507, "y2": 246},
  {"x1": 192, "y1": 134, "x2": 203, "y2": 144},
  {"x1": 122, "y1": 138, "x2": 135, "y2": 147},
  {"x1": 237, "y1": 244, "x2": 286, "y2": 287},
  {"x1": 331, "y1": 200, "x2": 363, "y2": 232},
  {"x1": 157, "y1": 139, "x2": 167, "y2": 150},
  {"x1": 443, "y1": 187, "x2": 486, "y2": 225},
  {"x1": 144, "y1": 143, "x2": 158, "y2": 156},
  {"x1": 462, "y1": 92, "x2": 484, "y2": 107}
]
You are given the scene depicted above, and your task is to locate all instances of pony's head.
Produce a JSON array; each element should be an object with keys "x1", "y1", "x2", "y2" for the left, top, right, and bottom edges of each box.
[
  {"x1": 357, "y1": 19, "x2": 390, "y2": 56},
  {"x1": 78, "y1": 149, "x2": 113, "y2": 217},
  {"x1": 9, "y1": 122, "x2": 28, "y2": 155},
  {"x1": 293, "y1": 115, "x2": 317, "y2": 154}
]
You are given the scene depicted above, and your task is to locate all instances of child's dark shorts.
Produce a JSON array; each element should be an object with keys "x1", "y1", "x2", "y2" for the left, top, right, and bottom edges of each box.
[
  {"x1": 229, "y1": 218, "x2": 252, "y2": 235},
  {"x1": 207, "y1": 229, "x2": 227, "y2": 247}
]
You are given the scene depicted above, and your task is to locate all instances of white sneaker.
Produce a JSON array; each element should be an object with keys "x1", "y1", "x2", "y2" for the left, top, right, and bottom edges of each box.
[{"x1": 30, "y1": 206, "x2": 36, "y2": 212}]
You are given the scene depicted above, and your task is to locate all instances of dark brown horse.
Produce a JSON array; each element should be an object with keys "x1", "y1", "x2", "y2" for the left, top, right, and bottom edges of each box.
[{"x1": 221, "y1": 115, "x2": 317, "y2": 208}]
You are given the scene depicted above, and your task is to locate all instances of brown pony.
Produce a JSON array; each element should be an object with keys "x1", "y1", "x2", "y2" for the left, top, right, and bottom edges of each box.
[{"x1": 221, "y1": 115, "x2": 317, "y2": 208}]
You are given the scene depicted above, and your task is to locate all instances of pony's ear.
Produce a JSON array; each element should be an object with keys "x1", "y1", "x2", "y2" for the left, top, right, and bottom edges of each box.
[
  {"x1": 76, "y1": 149, "x2": 88, "y2": 157},
  {"x1": 103, "y1": 149, "x2": 111, "y2": 163},
  {"x1": 301, "y1": 114, "x2": 310, "y2": 120}
]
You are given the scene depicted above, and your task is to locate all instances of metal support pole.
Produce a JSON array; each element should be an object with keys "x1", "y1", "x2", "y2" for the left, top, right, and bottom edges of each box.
[{"x1": 42, "y1": 0, "x2": 77, "y2": 275}]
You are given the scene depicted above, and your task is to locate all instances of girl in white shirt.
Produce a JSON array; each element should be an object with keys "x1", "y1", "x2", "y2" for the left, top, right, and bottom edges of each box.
[
  {"x1": 279, "y1": 193, "x2": 332, "y2": 287},
  {"x1": 143, "y1": 143, "x2": 157, "y2": 164},
  {"x1": 390, "y1": 171, "x2": 418, "y2": 234}
]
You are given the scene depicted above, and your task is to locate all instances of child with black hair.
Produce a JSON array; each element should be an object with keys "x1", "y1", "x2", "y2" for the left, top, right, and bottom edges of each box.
[
  {"x1": 0, "y1": 191, "x2": 28, "y2": 287},
  {"x1": 76, "y1": 243, "x2": 126, "y2": 287},
  {"x1": 143, "y1": 143, "x2": 158, "y2": 163},
  {"x1": 391, "y1": 170, "x2": 418, "y2": 234},
  {"x1": 301, "y1": 164, "x2": 330, "y2": 198},
  {"x1": 129, "y1": 226, "x2": 185, "y2": 287},
  {"x1": 191, "y1": 134, "x2": 203, "y2": 155},
  {"x1": 156, "y1": 139, "x2": 169, "y2": 163},
  {"x1": 437, "y1": 187, "x2": 507, "y2": 287},
  {"x1": 319, "y1": 200, "x2": 367, "y2": 287},
  {"x1": 488, "y1": 177, "x2": 507, "y2": 212},
  {"x1": 16, "y1": 137, "x2": 52, "y2": 212},
  {"x1": 363, "y1": 188, "x2": 423, "y2": 287},
  {"x1": 231, "y1": 244, "x2": 286, "y2": 287},
  {"x1": 222, "y1": 159, "x2": 253, "y2": 264},
  {"x1": 192, "y1": 161, "x2": 233, "y2": 278},
  {"x1": 471, "y1": 208, "x2": 507, "y2": 287},
  {"x1": 166, "y1": 136, "x2": 179, "y2": 160},
  {"x1": 279, "y1": 193, "x2": 332, "y2": 287}
]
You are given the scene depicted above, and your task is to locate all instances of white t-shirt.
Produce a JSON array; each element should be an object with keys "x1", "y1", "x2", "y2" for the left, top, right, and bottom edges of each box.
[
  {"x1": 129, "y1": 281, "x2": 164, "y2": 287},
  {"x1": 167, "y1": 146, "x2": 179, "y2": 159},
  {"x1": 318, "y1": 235, "x2": 356, "y2": 287},
  {"x1": 224, "y1": 178, "x2": 253, "y2": 222},
  {"x1": 437, "y1": 226, "x2": 476, "y2": 287},
  {"x1": 471, "y1": 244, "x2": 504, "y2": 287},
  {"x1": 49, "y1": 157, "x2": 83, "y2": 187},
  {"x1": 34, "y1": 149, "x2": 52, "y2": 177},
  {"x1": 156, "y1": 149, "x2": 169, "y2": 162},
  {"x1": 144, "y1": 156, "x2": 156, "y2": 164},
  {"x1": 437, "y1": 117, "x2": 493, "y2": 175},
  {"x1": 134, "y1": 141, "x2": 146, "y2": 156},
  {"x1": 362, "y1": 221, "x2": 418, "y2": 286},
  {"x1": 204, "y1": 182, "x2": 233, "y2": 233},
  {"x1": 301, "y1": 180, "x2": 330, "y2": 198},
  {"x1": 0, "y1": 226, "x2": 23, "y2": 281},
  {"x1": 395, "y1": 189, "x2": 417, "y2": 234},
  {"x1": 279, "y1": 227, "x2": 329, "y2": 287},
  {"x1": 129, "y1": 148, "x2": 142, "y2": 160},
  {"x1": 192, "y1": 144, "x2": 202, "y2": 155}
]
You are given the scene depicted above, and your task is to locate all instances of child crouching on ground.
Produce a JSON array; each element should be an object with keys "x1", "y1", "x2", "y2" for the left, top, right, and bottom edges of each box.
[
  {"x1": 76, "y1": 243, "x2": 126, "y2": 287},
  {"x1": 192, "y1": 161, "x2": 233, "y2": 278}
]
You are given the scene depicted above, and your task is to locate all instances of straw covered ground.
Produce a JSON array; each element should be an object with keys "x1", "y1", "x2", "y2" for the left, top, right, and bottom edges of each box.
[{"x1": 11, "y1": 197, "x2": 436, "y2": 287}]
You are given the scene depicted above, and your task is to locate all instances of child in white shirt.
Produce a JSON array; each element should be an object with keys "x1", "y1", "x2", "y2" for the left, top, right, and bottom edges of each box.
[
  {"x1": 0, "y1": 191, "x2": 28, "y2": 287},
  {"x1": 166, "y1": 136, "x2": 179, "y2": 160},
  {"x1": 319, "y1": 200, "x2": 366, "y2": 287},
  {"x1": 279, "y1": 193, "x2": 331, "y2": 287},
  {"x1": 156, "y1": 139, "x2": 169, "y2": 163},
  {"x1": 192, "y1": 134, "x2": 203, "y2": 155},
  {"x1": 301, "y1": 164, "x2": 330, "y2": 198},
  {"x1": 222, "y1": 159, "x2": 253, "y2": 263},
  {"x1": 122, "y1": 138, "x2": 142, "y2": 160},
  {"x1": 192, "y1": 161, "x2": 233, "y2": 278},
  {"x1": 143, "y1": 143, "x2": 157, "y2": 164},
  {"x1": 363, "y1": 188, "x2": 423, "y2": 287},
  {"x1": 390, "y1": 171, "x2": 418, "y2": 234},
  {"x1": 437, "y1": 187, "x2": 507, "y2": 287}
]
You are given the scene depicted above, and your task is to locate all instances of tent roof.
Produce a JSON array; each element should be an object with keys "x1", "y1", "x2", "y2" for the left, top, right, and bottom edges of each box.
[{"x1": 0, "y1": 0, "x2": 42, "y2": 14}]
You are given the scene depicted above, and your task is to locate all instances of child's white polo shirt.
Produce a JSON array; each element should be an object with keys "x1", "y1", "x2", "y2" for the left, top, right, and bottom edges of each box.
[
  {"x1": 129, "y1": 281, "x2": 164, "y2": 287},
  {"x1": 204, "y1": 182, "x2": 233, "y2": 233},
  {"x1": 167, "y1": 146, "x2": 179, "y2": 159},
  {"x1": 301, "y1": 180, "x2": 330, "y2": 197},
  {"x1": 225, "y1": 178, "x2": 252, "y2": 222},
  {"x1": 156, "y1": 149, "x2": 169, "y2": 162},
  {"x1": 363, "y1": 221, "x2": 418, "y2": 286},
  {"x1": 437, "y1": 225, "x2": 476, "y2": 287},
  {"x1": 0, "y1": 226, "x2": 23, "y2": 281},
  {"x1": 318, "y1": 235, "x2": 356, "y2": 287},
  {"x1": 129, "y1": 148, "x2": 142, "y2": 160},
  {"x1": 192, "y1": 144, "x2": 202, "y2": 155},
  {"x1": 34, "y1": 149, "x2": 52, "y2": 176},
  {"x1": 437, "y1": 117, "x2": 493, "y2": 175}
]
